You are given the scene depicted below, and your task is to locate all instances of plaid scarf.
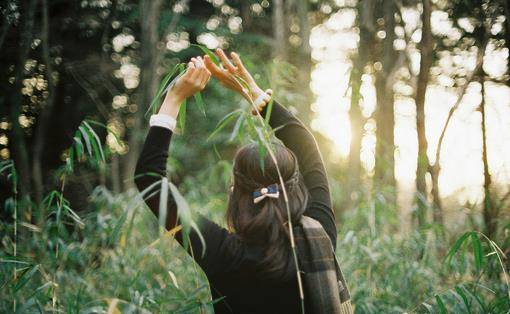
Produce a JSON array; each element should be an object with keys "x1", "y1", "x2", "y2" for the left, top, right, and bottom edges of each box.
[{"x1": 294, "y1": 216, "x2": 353, "y2": 314}]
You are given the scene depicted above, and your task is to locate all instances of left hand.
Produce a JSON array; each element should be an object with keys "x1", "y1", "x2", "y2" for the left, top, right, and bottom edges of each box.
[
  {"x1": 204, "y1": 49, "x2": 267, "y2": 103},
  {"x1": 159, "y1": 57, "x2": 211, "y2": 118}
]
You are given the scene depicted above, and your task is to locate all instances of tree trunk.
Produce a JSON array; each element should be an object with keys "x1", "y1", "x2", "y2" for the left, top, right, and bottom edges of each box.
[
  {"x1": 415, "y1": 0, "x2": 433, "y2": 226},
  {"x1": 0, "y1": 8, "x2": 12, "y2": 51},
  {"x1": 272, "y1": 0, "x2": 286, "y2": 61},
  {"x1": 430, "y1": 40, "x2": 487, "y2": 225},
  {"x1": 503, "y1": 0, "x2": 510, "y2": 88},
  {"x1": 480, "y1": 75, "x2": 496, "y2": 238},
  {"x1": 9, "y1": 0, "x2": 38, "y2": 199},
  {"x1": 241, "y1": 0, "x2": 253, "y2": 32},
  {"x1": 348, "y1": 0, "x2": 374, "y2": 204},
  {"x1": 33, "y1": 0, "x2": 57, "y2": 206},
  {"x1": 374, "y1": 0, "x2": 397, "y2": 192},
  {"x1": 296, "y1": 0, "x2": 312, "y2": 104},
  {"x1": 124, "y1": 0, "x2": 163, "y2": 189}
]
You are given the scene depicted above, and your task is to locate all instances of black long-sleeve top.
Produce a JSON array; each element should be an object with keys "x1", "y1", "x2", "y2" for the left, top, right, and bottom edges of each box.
[{"x1": 135, "y1": 101, "x2": 336, "y2": 314}]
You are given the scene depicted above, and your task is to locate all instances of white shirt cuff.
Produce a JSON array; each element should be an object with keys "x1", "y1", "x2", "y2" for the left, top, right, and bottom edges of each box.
[{"x1": 149, "y1": 114, "x2": 177, "y2": 132}]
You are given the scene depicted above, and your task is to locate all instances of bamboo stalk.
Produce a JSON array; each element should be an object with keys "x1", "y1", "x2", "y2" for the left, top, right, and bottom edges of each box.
[{"x1": 248, "y1": 95, "x2": 306, "y2": 313}]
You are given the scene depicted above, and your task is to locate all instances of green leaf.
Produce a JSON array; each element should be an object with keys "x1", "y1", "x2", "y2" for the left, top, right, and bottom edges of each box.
[
  {"x1": 178, "y1": 98, "x2": 187, "y2": 132},
  {"x1": 191, "y1": 44, "x2": 219, "y2": 65},
  {"x1": 454, "y1": 286, "x2": 471, "y2": 313},
  {"x1": 14, "y1": 264, "x2": 40, "y2": 292},
  {"x1": 445, "y1": 231, "x2": 471, "y2": 265},
  {"x1": 264, "y1": 96, "x2": 274, "y2": 127},
  {"x1": 78, "y1": 126, "x2": 92, "y2": 158},
  {"x1": 207, "y1": 109, "x2": 243, "y2": 142},
  {"x1": 109, "y1": 208, "x2": 129, "y2": 246},
  {"x1": 168, "y1": 182, "x2": 206, "y2": 257},
  {"x1": 470, "y1": 233, "x2": 483, "y2": 272},
  {"x1": 73, "y1": 136, "x2": 84, "y2": 159},
  {"x1": 462, "y1": 284, "x2": 487, "y2": 312},
  {"x1": 194, "y1": 92, "x2": 206, "y2": 116},
  {"x1": 83, "y1": 121, "x2": 105, "y2": 162},
  {"x1": 435, "y1": 295, "x2": 447, "y2": 314},
  {"x1": 229, "y1": 113, "x2": 245, "y2": 142},
  {"x1": 257, "y1": 138, "x2": 266, "y2": 172},
  {"x1": 147, "y1": 63, "x2": 183, "y2": 116},
  {"x1": 159, "y1": 177, "x2": 169, "y2": 231}
]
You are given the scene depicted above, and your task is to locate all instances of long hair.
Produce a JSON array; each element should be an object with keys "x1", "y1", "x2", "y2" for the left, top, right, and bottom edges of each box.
[{"x1": 226, "y1": 141, "x2": 309, "y2": 273}]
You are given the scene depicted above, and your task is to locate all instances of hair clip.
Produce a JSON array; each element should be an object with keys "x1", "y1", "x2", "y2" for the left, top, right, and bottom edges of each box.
[{"x1": 253, "y1": 184, "x2": 280, "y2": 204}]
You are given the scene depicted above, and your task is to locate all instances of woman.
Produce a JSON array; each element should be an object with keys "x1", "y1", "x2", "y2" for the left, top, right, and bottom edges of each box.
[{"x1": 135, "y1": 49, "x2": 352, "y2": 313}]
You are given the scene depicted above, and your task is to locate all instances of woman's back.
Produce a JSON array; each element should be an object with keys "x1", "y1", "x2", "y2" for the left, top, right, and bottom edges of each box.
[{"x1": 206, "y1": 233, "x2": 301, "y2": 313}]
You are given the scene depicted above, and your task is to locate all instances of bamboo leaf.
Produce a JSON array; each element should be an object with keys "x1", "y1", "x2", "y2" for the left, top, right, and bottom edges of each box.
[
  {"x1": 147, "y1": 63, "x2": 183, "y2": 116},
  {"x1": 14, "y1": 264, "x2": 40, "y2": 292},
  {"x1": 191, "y1": 44, "x2": 219, "y2": 65},
  {"x1": 109, "y1": 208, "x2": 129, "y2": 246},
  {"x1": 264, "y1": 97, "x2": 274, "y2": 127},
  {"x1": 73, "y1": 136, "x2": 84, "y2": 159},
  {"x1": 62, "y1": 204, "x2": 84, "y2": 227},
  {"x1": 470, "y1": 233, "x2": 483, "y2": 272},
  {"x1": 454, "y1": 286, "x2": 471, "y2": 313},
  {"x1": 168, "y1": 182, "x2": 206, "y2": 256},
  {"x1": 178, "y1": 98, "x2": 187, "y2": 132},
  {"x1": 207, "y1": 109, "x2": 243, "y2": 141},
  {"x1": 229, "y1": 113, "x2": 245, "y2": 142},
  {"x1": 445, "y1": 231, "x2": 471, "y2": 265},
  {"x1": 194, "y1": 92, "x2": 206, "y2": 116},
  {"x1": 78, "y1": 126, "x2": 93, "y2": 158},
  {"x1": 435, "y1": 295, "x2": 447, "y2": 314},
  {"x1": 83, "y1": 121, "x2": 105, "y2": 163},
  {"x1": 462, "y1": 284, "x2": 487, "y2": 312},
  {"x1": 159, "y1": 177, "x2": 169, "y2": 231}
]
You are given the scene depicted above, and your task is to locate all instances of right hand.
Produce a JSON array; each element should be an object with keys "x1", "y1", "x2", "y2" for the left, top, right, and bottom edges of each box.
[
  {"x1": 160, "y1": 57, "x2": 210, "y2": 118},
  {"x1": 167, "y1": 56, "x2": 210, "y2": 103},
  {"x1": 204, "y1": 49, "x2": 267, "y2": 103}
]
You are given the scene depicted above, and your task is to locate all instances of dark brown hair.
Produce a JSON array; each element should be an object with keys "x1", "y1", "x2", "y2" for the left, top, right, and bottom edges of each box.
[{"x1": 226, "y1": 142, "x2": 309, "y2": 273}]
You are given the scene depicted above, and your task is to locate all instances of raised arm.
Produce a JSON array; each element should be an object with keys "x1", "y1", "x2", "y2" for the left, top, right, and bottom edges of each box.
[
  {"x1": 135, "y1": 57, "x2": 210, "y2": 232},
  {"x1": 263, "y1": 102, "x2": 337, "y2": 247},
  {"x1": 134, "y1": 57, "x2": 236, "y2": 274}
]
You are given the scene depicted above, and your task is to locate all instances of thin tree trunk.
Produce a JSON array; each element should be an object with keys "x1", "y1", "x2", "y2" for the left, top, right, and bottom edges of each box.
[
  {"x1": 9, "y1": 0, "x2": 38, "y2": 199},
  {"x1": 272, "y1": 0, "x2": 286, "y2": 61},
  {"x1": 348, "y1": 1, "x2": 374, "y2": 204},
  {"x1": 241, "y1": 0, "x2": 253, "y2": 32},
  {"x1": 430, "y1": 40, "x2": 487, "y2": 224},
  {"x1": 374, "y1": 0, "x2": 398, "y2": 191},
  {"x1": 480, "y1": 75, "x2": 496, "y2": 238},
  {"x1": 33, "y1": 0, "x2": 57, "y2": 206},
  {"x1": 503, "y1": 0, "x2": 510, "y2": 88},
  {"x1": 124, "y1": 0, "x2": 163, "y2": 189},
  {"x1": 0, "y1": 11, "x2": 12, "y2": 51},
  {"x1": 415, "y1": 0, "x2": 433, "y2": 226},
  {"x1": 296, "y1": 0, "x2": 311, "y2": 104}
]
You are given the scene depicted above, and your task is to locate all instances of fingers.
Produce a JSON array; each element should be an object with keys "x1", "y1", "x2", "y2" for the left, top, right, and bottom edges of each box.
[
  {"x1": 230, "y1": 52, "x2": 247, "y2": 72},
  {"x1": 197, "y1": 57, "x2": 211, "y2": 87},
  {"x1": 216, "y1": 48, "x2": 236, "y2": 73},
  {"x1": 188, "y1": 57, "x2": 210, "y2": 89},
  {"x1": 189, "y1": 57, "x2": 201, "y2": 80},
  {"x1": 204, "y1": 55, "x2": 223, "y2": 76},
  {"x1": 183, "y1": 61, "x2": 196, "y2": 79},
  {"x1": 200, "y1": 72, "x2": 211, "y2": 88}
]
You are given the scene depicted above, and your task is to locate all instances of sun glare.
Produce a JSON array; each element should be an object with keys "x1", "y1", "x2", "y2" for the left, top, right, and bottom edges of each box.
[{"x1": 310, "y1": 8, "x2": 510, "y2": 205}]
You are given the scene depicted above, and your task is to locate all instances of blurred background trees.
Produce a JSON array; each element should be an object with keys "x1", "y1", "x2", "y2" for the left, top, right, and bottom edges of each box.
[{"x1": 1, "y1": 0, "x2": 510, "y2": 312}]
